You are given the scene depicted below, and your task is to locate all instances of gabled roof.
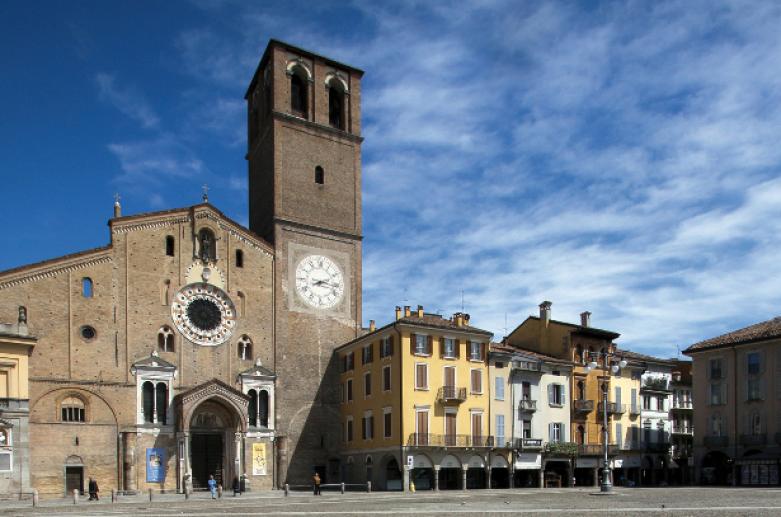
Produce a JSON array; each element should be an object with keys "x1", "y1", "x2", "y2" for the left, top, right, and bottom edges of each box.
[
  {"x1": 131, "y1": 353, "x2": 176, "y2": 370},
  {"x1": 619, "y1": 349, "x2": 676, "y2": 366},
  {"x1": 490, "y1": 342, "x2": 573, "y2": 366},
  {"x1": 238, "y1": 363, "x2": 276, "y2": 379},
  {"x1": 683, "y1": 316, "x2": 781, "y2": 354}
]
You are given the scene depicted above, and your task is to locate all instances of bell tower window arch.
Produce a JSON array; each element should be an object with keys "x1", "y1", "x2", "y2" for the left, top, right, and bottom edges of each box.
[{"x1": 286, "y1": 60, "x2": 312, "y2": 120}]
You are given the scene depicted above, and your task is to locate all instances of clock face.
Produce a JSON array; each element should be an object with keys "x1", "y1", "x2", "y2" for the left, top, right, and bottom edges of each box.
[
  {"x1": 295, "y1": 254, "x2": 345, "y2": 309},
  {"x1": 171, "y1": 283, "x2": 236, "y2": 346}
]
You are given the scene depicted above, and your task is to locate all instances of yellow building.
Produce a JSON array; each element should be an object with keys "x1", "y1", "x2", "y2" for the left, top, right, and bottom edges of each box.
[
  {"x1": 336, "y1": 305, "x2": 493, "y2": 491},
  {"x1": 0, "y1": 306, "x2": 35, "y2": 498}
]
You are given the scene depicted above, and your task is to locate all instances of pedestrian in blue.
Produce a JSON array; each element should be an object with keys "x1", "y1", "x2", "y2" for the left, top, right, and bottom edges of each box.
[{"x1": 208, "y1": 474, "x2": 217, "y2": 499}]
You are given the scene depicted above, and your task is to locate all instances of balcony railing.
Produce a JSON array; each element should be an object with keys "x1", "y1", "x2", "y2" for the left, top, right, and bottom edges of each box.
[
  {"x1": 597, "y1": 402, "x2": 626, "y2": 415},
  {"x1": 740, "y1": 433, "x2": 767, "y2": 447},
  {"x1": 512, "y1": 360, "x2": 541, "y2": 372},
  {"x1": 578, "y1": 444, "x2": 619, "y2": 456},
  {"x1": 671, "y1": 401, "x2": 693, "y2": 410},
  {"x1": 642, "y1": 378, "x2": 670, "y2": 392},
  {"x1": 407, "y1": 433, "x2": 495, "y2": 448},
  {"x1": 573, "y1": 399, "x2": 594, "y2": 413},
  {"x1": 703, "y1": 435, "x2": 729, "y2": 448},
  {"x1": 518, "y1": 399, "x2": 537, "y2": 412},
  {"x1": 514, "y1": 437, "x2": 543, "y2": 451},
  {"x1": 437, "y1": 386, "x2": 467, "y2": 404},
  {"x1": 629, "y1": 405, "x2": 641, "y2": 416},
  {"x1": 671, "y1": 426, "x2": 694, "y2": 435}
]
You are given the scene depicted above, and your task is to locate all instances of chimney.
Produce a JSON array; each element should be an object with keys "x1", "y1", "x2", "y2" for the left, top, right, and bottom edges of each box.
[
  {"x1": 539, "y1": 301, "x2": 552, "y2": 326},
  {"x1": 463, "y1": 313, "x2": 470, "y2": 324},
  {"x1": 580, "y1": 311, "x2": 591, "y2": 328},
  {"x1": 369, "y1": 320, "x2": 376, "y2": 332},
  {"x1": 395, "y1": 306, "x2": 402, "y2": 320},
  {"x1": 404, "y1": 305, "x2": 411, "y2": 318},
  {"x1": 417, "y1": 305, "x2": 424, "y2": 318},
  {"x1": 454, "y1": 312, "x2": 464, "y2": 327}
]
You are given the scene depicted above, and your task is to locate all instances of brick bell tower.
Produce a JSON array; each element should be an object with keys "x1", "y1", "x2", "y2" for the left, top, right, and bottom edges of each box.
[{"x1": 245, "y1": 40, "x2": 363, "y2": 485}]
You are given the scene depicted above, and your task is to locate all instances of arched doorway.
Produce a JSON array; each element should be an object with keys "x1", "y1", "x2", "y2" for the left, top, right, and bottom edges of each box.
[
  {"x1": 490, "y1": 455, "x2": 510, "y2": 488},
  {"x1": 189, "y1": 400, "x2": 241, "y2": 489},
  {"x1": 382, "y1": 456, "x2": 402, "y2": 491},
  {"x1": 411, "y1": 454, "x2": 434, "y2": 490},
  {"x1": 466, "y1": 455, "x2": 486, "y2": 489},
  {"x1": 701, "y1": 451, "x2": 731, "y2": 485},
  {"x1": 439, "y1": 454, "x2": 462, "y2": 490}
]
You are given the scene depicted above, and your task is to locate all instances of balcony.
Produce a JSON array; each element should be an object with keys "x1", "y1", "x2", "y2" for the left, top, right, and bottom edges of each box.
[
  {"x1": 642, "y1": 378, "x2": 671, "y2": 392},
  {"x1": 573, "y1": 399, "x2": 594, "y2": 413},
  {"x1": 740, "y1": 433, "x2": 767, "y2": 447},
  {"x1": 629, "y1": 405, "x2": 641, "y2": 416},
  {"x1": 514, "y1": 437, "x2": 544, "y2": 451},
  {"x1": 597, "y1": 402, "x2": 626, "y2": 415},
  {"x1": 671, "y1": 426, "x2": 694, "y2": 436},
  {"x1": 407, "y1": 433, "x2": 495, "y2": 448},
  {"x1": 518, "y1": 399, "x2": 537, "y2": 412},
  {"x1": 671, "y1": 401, "x2": 693, "y2": 411},
  {"x1": 703, "y1": 435, "x2": 729, "y2": 448},
  {"x1": 512, "y1": 360, "x2": 541, "y2": 372},
  {"x1": 578, "y1": 444, "x2": 619, "y2": 456},
  {"x1": 437, "y1": 386, "x2": 467, "y2": 404},
  {"x1": 644, "y1": 442, "x2": 671, "y2": 453}
]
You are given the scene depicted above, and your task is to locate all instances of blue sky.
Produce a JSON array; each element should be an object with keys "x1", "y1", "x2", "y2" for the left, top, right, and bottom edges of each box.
[{"x1": 2, "y1": 0, "x2": 781, "y2": 358}]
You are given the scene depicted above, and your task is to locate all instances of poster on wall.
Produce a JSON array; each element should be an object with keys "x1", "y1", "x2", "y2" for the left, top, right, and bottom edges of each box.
[
  {"x1": 146, "y1": 448, "x2": 166, "y2": 483},
  {"x1": 252, "y1": 442, "x2": 267, "y2": 476}
]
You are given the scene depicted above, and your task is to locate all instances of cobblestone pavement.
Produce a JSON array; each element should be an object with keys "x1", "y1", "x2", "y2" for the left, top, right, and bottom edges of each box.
[{"x1": 3, "y1": 487, "x2": 781, "y2": 516}]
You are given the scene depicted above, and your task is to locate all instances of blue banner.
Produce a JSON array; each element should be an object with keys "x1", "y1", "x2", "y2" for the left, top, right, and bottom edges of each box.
[{"x1": 146, "y1": 448, "x2": 166, "y2": 483}]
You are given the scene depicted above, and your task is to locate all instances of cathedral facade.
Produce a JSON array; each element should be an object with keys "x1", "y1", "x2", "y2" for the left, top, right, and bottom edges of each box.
[{"x1": 0, "y1": 40, "x2": 363, "y2": 498}]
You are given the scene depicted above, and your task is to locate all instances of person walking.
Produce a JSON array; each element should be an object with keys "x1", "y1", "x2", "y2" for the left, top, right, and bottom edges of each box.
[
  {"x1": 88, "y1": 477, "x2": 99, "y2": 501},
  {"x1": 207, "y1": 474, "x2": 217, "y2": 499},
  {"x1": 312, "y1": 471, "x2": 321, "y2": 496}
]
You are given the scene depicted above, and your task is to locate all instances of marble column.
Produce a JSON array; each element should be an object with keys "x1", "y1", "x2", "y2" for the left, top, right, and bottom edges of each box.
[
  {"x1": 485, "y1": 466, "x2": 492, "y2": 489},
  {"x1": 433, "y1": 466, "x2": 440, "y2": 491},
  {"x1": 461, "y1": 466, "x2": 468, "y2": 491},
  {"x1": 538, "y1": 464, "x2": 545, "y2": 488}
]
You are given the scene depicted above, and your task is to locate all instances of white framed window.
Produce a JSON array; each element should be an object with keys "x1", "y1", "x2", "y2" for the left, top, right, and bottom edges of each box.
[
  {"x1": 443, "y1": 338, "x2": 456, "y2": 359},
  {"x1": 364, "y1": 372, "x2": 372, "y2": 398},
  {"x1": 415, "y1": 363, "x2": 429, "y2": 390},
  {"x1": 383, "y1": 407, "x2": 392, "y2": 439},
  {"x1": 550, "y1": 422, "x2": 563, "y2": 443},
  {"x1": 548, "y1": 383, "x2": 565, "y2": 406},
  {"x1": 495, "y1": 376, "x2": 504, "y2": 401},
  {"x1": 0, "y1": 451, "x2": 11, "y2": 473},
  {"x1": 382, "y1": 365, "x2": 392, "y2": 392},
  {"x1": 415, "y1": 334, "x2": 429, "y2": 355},
  {"x1": 380, "y1": 336, "x2": 394, "y2": 358},
  {"x1": 469, "y1": 341, "x2": 482, "y2": 361},
  {"x1": 362, "y1": 411, "x2": 374, "y2": 440},
  {"x1": 496, "y1": 414, "x2": 505, "y2": 445}
]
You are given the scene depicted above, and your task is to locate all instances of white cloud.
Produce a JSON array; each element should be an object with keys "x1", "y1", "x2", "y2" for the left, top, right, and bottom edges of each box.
[{"x1": 95, "y1": 73, "x2": 160, "y2": 129}]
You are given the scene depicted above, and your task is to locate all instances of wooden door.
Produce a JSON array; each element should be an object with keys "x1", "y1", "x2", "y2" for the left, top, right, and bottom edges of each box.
[
  {"x1": 416, "y1": 410, "x2": 429, "y2": 445},
  {"x1": 445, "y1": 412, "x2": 456, "y2": 446},
  {"x1": 65, "y1": 466, "x2": 83, "y2": 495}
]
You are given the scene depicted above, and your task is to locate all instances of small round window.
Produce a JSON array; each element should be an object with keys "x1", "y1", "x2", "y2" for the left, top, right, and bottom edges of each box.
[{"x1": 80, "y1": 326, "x2": 97, "y2": 341}]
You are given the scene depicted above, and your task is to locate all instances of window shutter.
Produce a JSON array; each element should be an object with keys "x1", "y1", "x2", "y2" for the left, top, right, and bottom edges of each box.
[
  {"x1": 455, "y1": 339, "x2": 460, "y2": 359},
  {"x1": 560, "y1": 384, "x2": 566, "y2": 406},
  {"x1": 480, "y1": 342, "x2": 486, "y2": 361},
  {"x1": 440, "y1": 337, "x2": 445, "y2": 358},
  {"x1": 423, "y1": 365, "x2": 428, "y2": 388},
  {"x1": 410, "y1": 334, "x2": 416, "y2": 355},
  {"x1": 561, "y1": 422, "x2": 566, "y2": 442},
  {"x1": 427, "y1": 335, "x2": 433, "y2": 355},
  {"x1": 616, "y1": 423, "x2": 622, "y2": 448},
  {"x1": 548, "y1": 384, "x2": 554, "y2": 405},
  {"x1": 389, "y1": 335, "x2": 394, "y2": 356},
  {"x1": 548, "y1": 423, "x2": 554, "y2": 442},
  {"x1": 721, "y1": 382, "x2": 728, "y2": 405},
  {"x1": 615, "y1": 386, "x2": 622, "y2": 406},
  {"x1": 631, "y1": 388, "x2": 637, "y2": 412}
]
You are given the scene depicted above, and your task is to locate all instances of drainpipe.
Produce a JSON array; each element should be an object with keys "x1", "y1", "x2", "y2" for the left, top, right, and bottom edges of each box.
[
  {"x1": 393, "y1": 324, "x2": 405, "y2": 489},
  {"x1": 732, "y1": 345, "x2": 738, "y2": 486}
]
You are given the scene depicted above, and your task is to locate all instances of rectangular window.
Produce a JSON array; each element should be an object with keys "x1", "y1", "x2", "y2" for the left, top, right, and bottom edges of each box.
[
  {"x1": 380, "y1": 336, "x2": 394, "y2": 358},
  {"x1": 415, "y1": 334, "x2": 429, "y2": 355},
  {"x1": 748, "y1": 378, "x2": 761, "y2": 401},
  {"x1": 470, "y1": 369, "x2": 483, "y2": 394},
  {"x1": 346, "y1": 379, "x2": 353, "y2": 402},
  {"x1": 656, "y1": 396, "x2": 665, "y2": 411},
  {"x1": 549, "y1": 383, "x2": 564, "y2": 406},
  {"x1": 362, "y1": 413, "x2": 373, "y2": 440},
  {"x1": 522, "y1": 420, "x2": 532, "y2": 439},
  {"x1": 364, "y1": 372, "x2": 372, "y2": 397},
  {"x1": 747, "y1": 352, "x2": 760, "y2": 375},
  {"x1": 471, "y1": 412, "x2": 483, "y2": 441},
  {"x1": 470, "y1": 341, "x2": 482, "y2": 361},
  {"x1": 382, "y1": 365, "x2": 391, "y2": 391},
  {"x1": 384, "y1": 410, "x2": 392, "y2": 438},
  {"x1": 0, "y1": 452, "x2": 11, "y2": 472},
  {"x1": 362, "y1": 344, "x2": 373, "y2": 365},
  {"x1": 551, "y1": 422, "x2": 562, "y2": 443},
  {"x1": 496, "y1": 414, "x2": 505, "y2": 445},
  {"x1": 710, "y1": 382, "x2": 722, "y2": 405},
  {"x1": 416, "y1": 410, "x2": 429, "y2": 445},
  {"x1": 643, "y1": 395, "x2": 651, "y2": 410},
  {"x1": 443, "y1": 338, "x2": 456, "y2": 358},
  {"x1": 710, "y1": 358, "x2": 723, "y2": 380},
  {"x1": 495, "y1": 376, "x2": 504, "y2": 400},
  {"x1": 346, "y1": 418, "x2": 353, "y2": 442},
  {"x1": 344, "y1": 352, "x2": 354, "y2": 372},
  {"x1": 415, "y1": 363, "x2": 428, "y2": 390}
]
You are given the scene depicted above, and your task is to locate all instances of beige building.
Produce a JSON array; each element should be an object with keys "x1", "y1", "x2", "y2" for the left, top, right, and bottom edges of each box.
[
  {"x1": 684, "y1": 316, "x2": 781, "y2": 486},
  {"x1": 0, "y1": 40, "x2": 364, "y2": 498},
  {"x1": 0, "y1": 307, "x2": 35, "y2": 498}
]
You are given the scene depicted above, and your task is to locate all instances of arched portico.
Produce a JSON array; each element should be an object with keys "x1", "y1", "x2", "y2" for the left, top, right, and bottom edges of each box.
[{"x1": 175, "y1": 380, "x2": 249, "y2": 492}]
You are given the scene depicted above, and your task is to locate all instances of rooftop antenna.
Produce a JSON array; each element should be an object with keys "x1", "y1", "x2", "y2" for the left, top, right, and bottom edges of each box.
[
  {"x1": 202, "y1": 184, "x2": 209, "y2": 203},
  {"x1": 461, "y1": 289, "x2": 464, "y2": 312},
  {"x1": 503, "y1": 312, "x2": 508, "y2": 336}
]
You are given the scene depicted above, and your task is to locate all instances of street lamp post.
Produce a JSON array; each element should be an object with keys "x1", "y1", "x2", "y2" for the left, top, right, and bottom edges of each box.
[{"x1": 586, "y1": 349, "x2": 627, "y2": 494}]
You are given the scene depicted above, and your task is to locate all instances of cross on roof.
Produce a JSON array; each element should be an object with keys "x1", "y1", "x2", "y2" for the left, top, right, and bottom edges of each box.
[{"x1": 202, "y1": 184, "x2": 209, "y2": 202}]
